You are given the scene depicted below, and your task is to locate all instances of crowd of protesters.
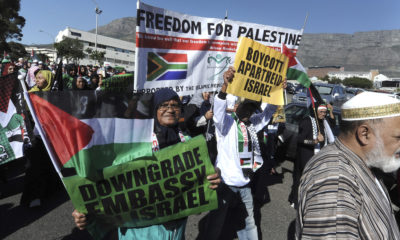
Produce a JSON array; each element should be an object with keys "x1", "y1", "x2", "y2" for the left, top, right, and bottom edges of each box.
[{"x1": 2, "y1": 54, "x2": 400, "y2": 240}]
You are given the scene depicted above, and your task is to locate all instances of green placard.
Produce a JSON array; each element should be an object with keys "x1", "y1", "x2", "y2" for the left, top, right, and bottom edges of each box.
[{"x1": 63, "y1": 135, "x2": 217, "y2": 239}]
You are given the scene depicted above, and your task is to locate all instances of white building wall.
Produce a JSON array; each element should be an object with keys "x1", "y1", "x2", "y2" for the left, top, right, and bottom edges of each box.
[
  {"x1": 55, "y1": 27, "x2": 135, "y2": 71},
  {"x1": 25, "y1": 46, "x2": 57, "y2": 62},
  {"x1": 327, "y1": 71, "x2": 372, "y2": 80}
]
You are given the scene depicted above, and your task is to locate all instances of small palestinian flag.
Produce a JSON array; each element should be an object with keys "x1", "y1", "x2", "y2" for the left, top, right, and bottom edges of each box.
[
  {"x1": 281, "y1": 43, "x2": 311, "y2": 88},
  {"x1": 0, "y1": 73, "x2": 30, "y2": 165},
  {"x1": 28, "y1": 91, "x2": 154, "y2": 179},
  {"x1": 147, "y1": 52, "x2": 187, "y2": 81}
]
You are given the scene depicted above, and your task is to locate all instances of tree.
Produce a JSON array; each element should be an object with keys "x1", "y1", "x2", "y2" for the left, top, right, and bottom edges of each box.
[
  {"x1": 36, "y1": 53, "x2": 49, "y2": 63},
  {"x1": 321, "y1": 75, "x2": 330, "y2": 82},
  {"x1": 54, "y1": 38, "x2": 84, "y2": 63},
  {"x1": 0, "y1": 0, "x2": 25, "y2": 52},
  {"x1": 343, "y1": 77, "x2": 373, "y2": 89},
  {"x1": 328, "y1": 77, "x2": 342, "y2": 84},
  {"x1": 85, "y1": 48, "x2": 106, "y2": 65},
  {"x1": 7, "y1": 41, "x2": 27, "y2": 61}
]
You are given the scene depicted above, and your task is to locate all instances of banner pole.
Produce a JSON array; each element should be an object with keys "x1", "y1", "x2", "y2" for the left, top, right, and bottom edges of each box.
[{"x1": 302, "y1": 13, "x2": 309, "y2": 31}]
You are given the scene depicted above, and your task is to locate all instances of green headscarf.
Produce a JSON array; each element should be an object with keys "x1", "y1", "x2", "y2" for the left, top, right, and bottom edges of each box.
[{"x1": 28, "y1": 70, "x2": 54, "y2": 92}]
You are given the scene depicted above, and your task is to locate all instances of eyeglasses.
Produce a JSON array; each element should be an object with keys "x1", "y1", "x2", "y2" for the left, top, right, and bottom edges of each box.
[
  {"x1": 8, "y1": 67, "x2": 14, "y2": 71},
  {"x1": 158, "y1": 103, "x2": 181, "y2": 111}
]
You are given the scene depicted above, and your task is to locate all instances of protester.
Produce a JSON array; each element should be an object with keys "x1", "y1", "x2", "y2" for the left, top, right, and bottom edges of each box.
[
  {"x1": 16, "y1": 57, "x2": 24, "y2": 67},
  {"x1": 29, "y1": 70, "x2": 53, "y2": 92},
  {"x1": 296, "y1": 91, "x2": 400, "y2": 239},
  {"x1": 26, "y1": 63, "x2": 39, "y2": 89},
  {"x1": 89, "y1": 74, "x2": 100, "y2": 89},
  {"x1": 21, "y1": 70, "x2": 60, "y2": 207},
  {"x1": 73, "y1": 75, "x2": 90, "y2": 90},
  {"x1": 184, "y1": 91, "x2": 217, "y2": 163},
  {"x1": 184, "y1": 92, "x2": 213, "y2": 137},
  {"x1": 18, "y1": 62, "x2": 28, "y2": 81},
  {"x1": 2, "y1": 62, "x2": 16, "y2": 76},
  {"x1": 63, "y1": 64, "x2": 77, "y2": 90},
  {"x1": 201, "y1": 66, "x2": 284, "y2": 240},
  {"x1": 72, "y1": 88, "x2": 221, "y2": 240},
  {"x1": 289, "y1": 103, "x2": 335, "y2": 208}
]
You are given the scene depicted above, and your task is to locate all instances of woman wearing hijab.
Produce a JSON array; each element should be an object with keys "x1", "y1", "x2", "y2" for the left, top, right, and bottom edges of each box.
[
  {"x1": 72, "y1": 75, "x2": 91, "y2": 90},
  {"x1": 21, "y1": 70, "x2": 61, "y2": 207},
  {"x1": 2, "y1": 62, "x2": 16, "y2": 76},
  {"x1": 28, "y1": 70, "x2": 53, "y2": 92},
  {"x1": 72, "y1": 88, "x2": 221, "y2": 240}
]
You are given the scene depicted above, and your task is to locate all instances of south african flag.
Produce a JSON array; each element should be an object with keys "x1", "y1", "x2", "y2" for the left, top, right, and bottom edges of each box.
[{"x1": 147, "y1": 52, "x2": 188, "y2": 81}]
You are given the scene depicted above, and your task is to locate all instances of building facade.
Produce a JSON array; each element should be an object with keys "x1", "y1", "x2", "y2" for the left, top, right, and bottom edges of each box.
[
  {"x1": 328, "y1": 69, "x2": 379, "y2": 81},
  {"x1": 55, "y1": 27, "x2": 135, "y2": 71},
  {"x1": 25, "y1": 46, "x2": 57, "y2": 63},
  {"x1": 307, "y1": 66, "x2": 344, "y2": 78}
]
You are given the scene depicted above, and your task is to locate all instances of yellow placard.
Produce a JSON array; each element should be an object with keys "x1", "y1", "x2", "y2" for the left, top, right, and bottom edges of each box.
[{"x1": 227, "y1": 37, "x2": 288, "y2": 105}]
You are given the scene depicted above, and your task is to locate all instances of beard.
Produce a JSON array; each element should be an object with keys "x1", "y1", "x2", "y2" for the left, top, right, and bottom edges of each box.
[{"x1": 365, "y1": 136, "x2": 400, "y2": 173}]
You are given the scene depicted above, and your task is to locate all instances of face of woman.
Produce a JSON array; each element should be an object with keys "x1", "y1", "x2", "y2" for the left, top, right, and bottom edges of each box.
[
  {"x1": 156, "y1": 99, "x2": 181, "y2": 127},
  {"x1": 202, "y1": 92, "x2": 210, "y2": 101},
  {"x1": 35, "y1": 73, "x2": 48, "y2": 89},
  {"x1": 8, "y1": 65, "x2": 15, "y2": 74},
  {"x1": 76, "y1": 77, "x2": 85, "y2": 89}
]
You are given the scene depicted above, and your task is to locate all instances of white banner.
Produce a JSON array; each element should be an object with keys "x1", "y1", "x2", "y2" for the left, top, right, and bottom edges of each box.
[{"x1": 134, "y1": 2, "x2": 303, "y2": 95}]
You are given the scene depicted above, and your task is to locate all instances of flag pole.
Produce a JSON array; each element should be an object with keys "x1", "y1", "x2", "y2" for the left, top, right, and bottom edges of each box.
[{"x1": 302, "y1": 13, "x2": 309, "y2": 31}]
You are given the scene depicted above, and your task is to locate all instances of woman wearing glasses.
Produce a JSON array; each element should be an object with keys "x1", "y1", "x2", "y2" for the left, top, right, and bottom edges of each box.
[{"x1": 73, "y1": 88, "x2": 221, "y2": 240}]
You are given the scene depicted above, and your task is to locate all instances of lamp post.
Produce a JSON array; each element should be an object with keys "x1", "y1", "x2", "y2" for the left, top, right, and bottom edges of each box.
[{"x1": 95, "y1": 7, "x2": 103, "y2": 53}]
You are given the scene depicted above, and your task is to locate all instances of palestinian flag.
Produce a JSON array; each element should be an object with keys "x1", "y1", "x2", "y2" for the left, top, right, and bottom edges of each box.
[
  {"x1": 282, "y1": 43, "x2": 311, "y2": 88},
  {"x1": 147, "y1": 52, "x2": 187, "y2": 81},
  {"x1": 0, "y1": 73, "x2": 30, "y2": 165},
  {"x1": 27, "y1": 91, "x2": 154, "y2": 179}
]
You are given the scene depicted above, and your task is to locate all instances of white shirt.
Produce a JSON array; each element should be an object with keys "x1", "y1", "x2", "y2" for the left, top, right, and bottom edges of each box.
[{"x1": 213, "y1": 94, "x2": 277, "y2": 187}]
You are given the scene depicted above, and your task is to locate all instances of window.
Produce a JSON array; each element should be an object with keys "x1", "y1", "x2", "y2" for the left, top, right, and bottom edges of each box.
[
  {"x1": 70, "y1": 31, "x2": 82, "y2": 37},
  {"x1": 315, "y1": 86, "x2": 333, "y2": 95}
]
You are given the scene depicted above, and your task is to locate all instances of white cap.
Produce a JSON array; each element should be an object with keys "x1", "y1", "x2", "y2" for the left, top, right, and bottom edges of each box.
[
  {"x1": 341, "y1": 91, "x2": 400, "y2": 121},
  {"x1": 18, "y1": 57, "x2": 23, "y2": 61},
  {"x1": 38, "y1": 61, "x2": 43, "y2": 64},
  {"x1": 33, "y1": 59, "x2": 38, "y2": 63}
]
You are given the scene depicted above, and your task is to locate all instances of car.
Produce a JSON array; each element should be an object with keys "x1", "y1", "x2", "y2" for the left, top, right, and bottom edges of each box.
[
  {"x1": 286, "y1": 82, "x2": 296, "y2": 94},
  {"x1": 275, "y1": 102, "x2": 342, "y2": 161},
  {"x1": 292, "y1": 83, "x2": 348, "y2": 107}
]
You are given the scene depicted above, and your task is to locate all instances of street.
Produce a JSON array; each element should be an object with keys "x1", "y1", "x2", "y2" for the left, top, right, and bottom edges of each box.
[{"x1": 0, "y1": 156, "x2": 296, "y2": 240}]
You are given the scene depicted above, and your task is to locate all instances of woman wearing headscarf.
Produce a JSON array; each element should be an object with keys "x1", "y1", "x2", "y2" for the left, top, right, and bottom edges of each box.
[
  {"x1": 72, "y1": 75, "x2": 91, "y2": 90},
  {"x1": 21, "y1": 70, "x2": 61, "y2": 207},
  {"x1": 2, "y1": 62, "x2": 16, "y2": 76},
  {"x1": 72, "y1": 88, "x2": 221, "y2": 240},
  {"x1": 28, "y1": 70, "x2": 53, "y2": 92}
]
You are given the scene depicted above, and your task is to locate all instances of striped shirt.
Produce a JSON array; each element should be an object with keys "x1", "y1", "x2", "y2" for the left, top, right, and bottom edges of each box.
[{"x1": 296, "y1": 139, "x2": 400, "y2": 240}]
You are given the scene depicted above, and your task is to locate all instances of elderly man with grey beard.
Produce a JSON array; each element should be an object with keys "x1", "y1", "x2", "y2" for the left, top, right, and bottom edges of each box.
[{"x1": 296, "y1": 91, "x2": 400, "y2": 240}]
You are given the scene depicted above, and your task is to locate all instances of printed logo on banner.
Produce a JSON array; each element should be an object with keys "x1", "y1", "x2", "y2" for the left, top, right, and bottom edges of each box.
[
  {"x1": 206, "y1": 54, "x2": 231, "y2": 81},
  {"x1": 147, "y1": 52, "x2": 188, "y2": 81}
]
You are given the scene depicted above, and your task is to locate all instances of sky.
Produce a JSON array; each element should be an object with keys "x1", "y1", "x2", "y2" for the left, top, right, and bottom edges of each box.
[{"x1": 19, "y1": 0, "x2": 400, "y2": 45}]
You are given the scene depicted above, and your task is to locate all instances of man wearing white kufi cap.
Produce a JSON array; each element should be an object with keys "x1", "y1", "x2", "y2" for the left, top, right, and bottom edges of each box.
[{"x1": 297, "y1": 91, "x2": 400, "y2": 239}]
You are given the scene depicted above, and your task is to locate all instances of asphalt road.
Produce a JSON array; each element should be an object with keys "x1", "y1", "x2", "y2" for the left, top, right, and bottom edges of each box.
[{"x1": 1, "y1": 157, "x2": 296, "y2": 240}]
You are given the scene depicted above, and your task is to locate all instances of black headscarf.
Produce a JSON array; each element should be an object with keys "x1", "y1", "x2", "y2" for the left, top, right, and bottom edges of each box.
[{"x1": 152, "y1": 88, "x2": 182, "y2": 149}]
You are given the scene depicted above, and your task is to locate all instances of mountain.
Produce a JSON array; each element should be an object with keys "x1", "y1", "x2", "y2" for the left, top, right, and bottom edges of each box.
[
  {"x1": 89, "y1": 17, "x2": 137, "y2": 43},
  {"x1": 91, "y1": 17, "x2": 400, "y2": 77},
  {"x1": 296, "y1": 31, "x2": 400, "y2": 77}
]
